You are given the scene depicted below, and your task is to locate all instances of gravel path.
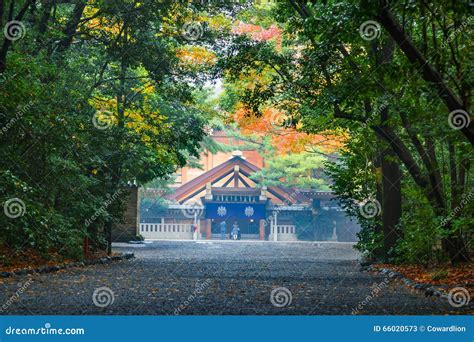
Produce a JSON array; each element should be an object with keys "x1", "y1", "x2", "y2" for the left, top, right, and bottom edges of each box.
[{"x1": 0, "y1": 241, "x2": 470, "y2": 315}]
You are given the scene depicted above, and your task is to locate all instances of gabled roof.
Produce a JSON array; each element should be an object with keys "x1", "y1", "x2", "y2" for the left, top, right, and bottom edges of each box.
[{"x1": 168, "y1": 156, "x2": 310, "y2": 204}]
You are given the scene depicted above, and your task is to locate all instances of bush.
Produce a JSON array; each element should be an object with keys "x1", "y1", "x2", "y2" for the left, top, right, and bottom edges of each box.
[
  {"x1": 354, "y1": 226, "x2": 383, "y2": 261},
  {"x1": 392, "y1": 187, "x2": 447, "y2": 265}
]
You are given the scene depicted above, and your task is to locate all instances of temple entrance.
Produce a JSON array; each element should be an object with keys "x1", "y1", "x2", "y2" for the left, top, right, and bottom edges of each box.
[
  {"x1": 205, "y1": 195, "x2": 266, "y2": 240},
  {"x1": 139, "y1": 155, "x2": 358, "y2": 242},
  {"x1": 211, "y1": 219, "x2": 260, "y2": 240}
]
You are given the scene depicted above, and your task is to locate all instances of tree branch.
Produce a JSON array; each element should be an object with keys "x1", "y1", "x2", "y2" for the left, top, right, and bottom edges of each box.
[{"x1": 377, "y1": 6, "x2": 474, "y2": 145}]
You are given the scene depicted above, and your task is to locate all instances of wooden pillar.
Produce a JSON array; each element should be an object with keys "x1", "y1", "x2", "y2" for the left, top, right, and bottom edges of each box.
[
  {"x1": 199, "y1": 219, "x2": 206, "y2": 238},
  {"x1": 205, "y1": 218, "x2": 212, "y2": 240},
  {"x1": 233, "y1": 165, "x2": 239, "y2": 188},
  {"x1": 259, "y1": 219, "x2": 265, "y2": 240}
]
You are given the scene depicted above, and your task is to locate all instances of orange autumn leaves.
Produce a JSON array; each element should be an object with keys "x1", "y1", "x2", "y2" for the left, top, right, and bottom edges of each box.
[
  {"x1": 176, "y1": 18, "x2": 280, "y2": 69},
  {"x1": 232, "y1": 105, "x2": 344, "y2": 155},
  {"x1": 228, "y1": 20, "x2": 343, "y2": 155}
]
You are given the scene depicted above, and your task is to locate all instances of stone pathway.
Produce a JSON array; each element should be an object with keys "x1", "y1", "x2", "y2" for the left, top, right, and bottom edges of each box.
[{"x1": 0, "y1": 241, "x2": 471, "y2": 314}]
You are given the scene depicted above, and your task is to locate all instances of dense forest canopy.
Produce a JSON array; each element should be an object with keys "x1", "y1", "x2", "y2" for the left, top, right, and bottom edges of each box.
[{"x1": 0, "y1": 0, "x2": 472, "y2": 265}]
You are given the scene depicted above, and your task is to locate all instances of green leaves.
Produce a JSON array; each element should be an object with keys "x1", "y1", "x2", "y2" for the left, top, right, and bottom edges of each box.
[{"x1": 0, "y1": 0, "x2": 217, "y2": 259}]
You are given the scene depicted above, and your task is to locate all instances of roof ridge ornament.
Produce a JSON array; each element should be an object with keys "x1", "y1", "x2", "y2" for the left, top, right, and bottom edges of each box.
[{"x1": 231, "y1": 150, "x2": 245, "y2": 159}]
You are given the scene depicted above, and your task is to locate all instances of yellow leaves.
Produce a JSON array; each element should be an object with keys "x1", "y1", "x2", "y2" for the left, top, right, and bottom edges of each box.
[
  {"x1": 90, "y1": 97, "x2": 116, "y2": 110},
  {"x1": 207, "y1": 14, "x2": 232, "y2": 32},
  {"x1": 125, "y1": 107, "x2": 167, "y2": 137},
  {"x1": 83, "y1": 3, "x2": 123, "y2": 39},
  {"x1": 159, "y1": 4, "x2": 203, "y2": 39},
  {"x1": 132, "y1": 83, "x2": 155, "y2": 96},
  {"x1": 89, "y1": 94, "x2": 170, "y2": 148},
  {"x1": 175, "y1": 46, "x2": 216, "y2": 70}
]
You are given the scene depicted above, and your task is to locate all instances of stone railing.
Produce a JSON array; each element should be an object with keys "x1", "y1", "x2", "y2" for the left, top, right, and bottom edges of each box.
[
  {"x1": 269, "y1": 225, "x2": 297, "y2": 241},
  {"x1": 140, "y1": 223, "x2": 194, "y2": 240}
]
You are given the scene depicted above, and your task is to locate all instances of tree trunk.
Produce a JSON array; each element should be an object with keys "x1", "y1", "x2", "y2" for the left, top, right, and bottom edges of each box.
[
  {"x1": 381, "y1": 148, "x2": 402, "y2": 258},
  {"x1": 379, "y1": 106, "x2": 402, "y2": 259},
  {"x1": 0, "y1": 0, "x2": 34, "y2": 73},
  {"x1": 373, "y1": 149, "x2": 385, "y2": 260}
]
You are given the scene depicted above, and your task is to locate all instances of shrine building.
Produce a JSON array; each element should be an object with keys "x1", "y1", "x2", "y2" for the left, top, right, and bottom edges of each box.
[{"x1": 136, "y1": 131, "x2": 360, "y2": 242}]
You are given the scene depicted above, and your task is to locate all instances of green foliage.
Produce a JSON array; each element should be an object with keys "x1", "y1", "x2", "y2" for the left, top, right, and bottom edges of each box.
[
  {"x1": 392, "y1": 186, "x2": 447, "y2": 264},
  {"x1": 354, "y1": 227, "x2": 384, "y2": 261},
  {"x1": 252, "y1": 151, "x2": 330, "y2": 190},
  {"x1": 219, "y1": 0, "x2": 473, "y2": 263},
  {"x1": 0, "y1": 0, "x2": 216, "y2": 261}
]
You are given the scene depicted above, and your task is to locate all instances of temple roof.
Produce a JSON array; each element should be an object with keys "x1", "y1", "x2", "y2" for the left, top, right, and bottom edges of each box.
[{"x1": 167, "y1": 156, "x2": 310, "y2": 205}]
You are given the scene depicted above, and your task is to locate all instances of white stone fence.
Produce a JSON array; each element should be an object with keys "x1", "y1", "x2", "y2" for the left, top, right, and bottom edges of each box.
[
  {"x1": 269, "y1": 225, "x2": 297, "y2": 241},
  {"x1": 140, "y1": 223, "x2": 194, "y2": 240}
]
